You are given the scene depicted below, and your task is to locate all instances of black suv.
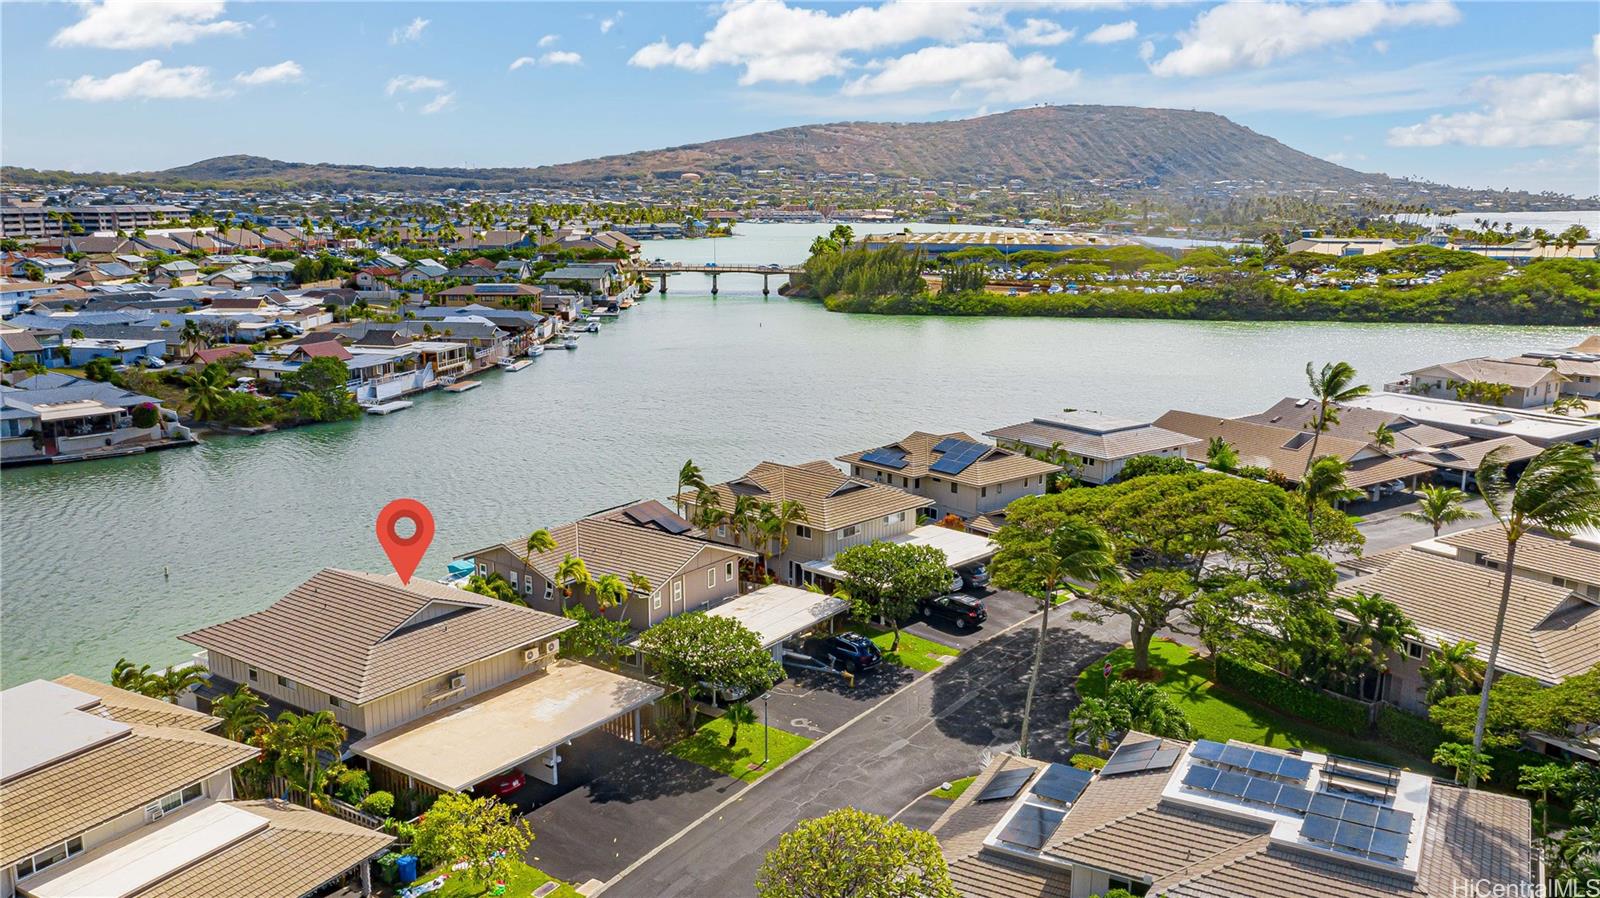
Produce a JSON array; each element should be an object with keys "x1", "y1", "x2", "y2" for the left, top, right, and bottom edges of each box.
[
  {"x1": 817, "y1": 633, "x2": 883, "y2": 673},
  {"x1": 917, "y1": 593, "x2": 988, "y2": 630}
]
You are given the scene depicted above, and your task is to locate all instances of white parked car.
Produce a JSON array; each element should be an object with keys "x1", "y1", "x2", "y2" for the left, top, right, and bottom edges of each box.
[{"x1": 140, "y1": 356, "x2": 166, "y2": 369}]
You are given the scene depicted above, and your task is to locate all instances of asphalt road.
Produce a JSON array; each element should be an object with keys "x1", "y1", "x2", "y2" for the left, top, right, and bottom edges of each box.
[
  {"x1": 602, "y1": 600, "x2": 1126, "y2": 898},
  {"x1": 1346, "y1": 493, "x2": 1490, "y2": 559}
]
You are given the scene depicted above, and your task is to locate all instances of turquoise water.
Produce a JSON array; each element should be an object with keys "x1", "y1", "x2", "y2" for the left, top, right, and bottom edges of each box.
[{"x1": 0, "y1": 223, "x2": 1590, "y2": 686}]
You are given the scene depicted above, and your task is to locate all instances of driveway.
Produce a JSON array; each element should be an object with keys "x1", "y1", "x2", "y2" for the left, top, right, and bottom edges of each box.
[
  {"x1": 902, "y1": 587, "x2": 1035, "y2": 650},
  {"x1": 519, "y1": 732, "x2": 739, "y2": 885},
  {"x1": 605, "y1": 600, "x2": 1127, "y2": 897},
  {"x1": 764, "y1": 663, "x2": 917, "y2": 738}
]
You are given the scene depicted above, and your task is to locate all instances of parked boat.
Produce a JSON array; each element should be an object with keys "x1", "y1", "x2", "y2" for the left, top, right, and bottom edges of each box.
[
  {"x1": 364, "y1": 400, "x2": 413, "y2": 415},
  {"x1": 561, "y1": 335, "x2": 579, "y2": 350},
  {"x1": 498, "y1": 358, "x2": 533, "y2": 372},
  {"x1": 527, "y1": 344, "x2": 546, "y2": 358}
]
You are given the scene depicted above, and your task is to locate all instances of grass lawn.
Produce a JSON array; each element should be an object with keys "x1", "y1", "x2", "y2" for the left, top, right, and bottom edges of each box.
[
  {"x1": 666, "y1": 715, "x2": 813, "y2": 782},
  {"x1": 932, "y1": 775, "x2": 975, "y2": 800},
  {"x1": 1078, "y1": 638, "x2": 1437, "y2": 773},
  {"x1": 849, "y1": 623, "x2": 960, "y2": 673},
  {"x1": 407, "y1": 859, "x2": 581, "y2": 898}
]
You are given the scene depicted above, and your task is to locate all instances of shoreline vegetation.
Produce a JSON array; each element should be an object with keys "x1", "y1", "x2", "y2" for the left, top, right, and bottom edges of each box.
[{"x1": 792, "y1": 242, "x2": 1600, "y2": 326}]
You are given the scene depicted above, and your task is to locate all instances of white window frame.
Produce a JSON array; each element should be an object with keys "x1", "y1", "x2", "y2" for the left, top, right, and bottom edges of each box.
[
  {"x1": 652, "y1": 590, "x2": 662, "y2": 610},
  {"x1": 795, "y1": 524, "x2": 813, "y2": 540},
  {"x1": 708, "y1": 568, "x2": 717, "y2": 589},
  {"x1": 716, "y1": 524, "x2": 727, "y2": 538},
  {"x1": 508, "y1": 570, "x2": 519, "y2": 588},
  {"x1": 478, "y1": 562, "x2": 488, "y2": 576},
  {"x1": 839, "y1": 525, "x2": 860, "y2": 540},
  {"x1": 672, "y1": 579, "x2": 683, "y2": 606},
  {"x1": 247, "y1": 667, "x2": 258, "y2": 682},
  {"x1": 276, "y1": 674, "x2": 292, "y2": 690},
  {"x1": 329, "y1": 694, "x2": 341, "y2": 707},
  {"x1": 14, "y1": 836, "x2": 85, "y2": 881},
  {"x1": 725, "y1": 561, "x2": 735, "y2": 580}
]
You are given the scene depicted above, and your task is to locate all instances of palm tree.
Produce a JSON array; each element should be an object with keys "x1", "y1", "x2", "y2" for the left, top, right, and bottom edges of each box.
[
  {"x1": 212, "y1": 683, "x2": 267, "y2": 742},
  {"x1": 144, "y1": 666, "x2": 207, "y2": 703},
  {"x1": 280, "y1": 710, "x2": 346, "y2": 808},
  {"x1": 1302, "y1": 361, "x2": 1371, "y2": 478},
  {"x1": 593, "y1": 573, "x2": 629, "y2": 614},
  {"x1": 676, "y1": 460, "x2": 707, "y2": 517},
  {"x1": 1015, "y1": 519, "x2": 1118, "y2": 758},
  {"x1": 184, "y1": 365, "x2": 229, "y2": 422},
  {"x1": 691, "y1": 487, "x2": 725, "y2": 535},
  {"x1": 1108, "y1": 680, "x2": 1195, "y2": 740},
  {"x1": 1067, "y1": 697, "x2": 1124, "y2": 752},
  {"x1": 1421, "y1": 639, "x2": 1485, "y2": 705},
  {"x1": 554, "y1": 554, "x2": 593, "y2": 613},
  {"x1": 1369, "y1": 422, "x2": 1396, "y2": 450},
  {"x1": 1403, "y1": 485, "x2": 1481, "y2": 537},
  {"x1": 1549, "y1": 395, "x2": 1588, "y2": 416},
  {"x1": 1467, "y1": 444, "x2": 1600, "y2": 787},
  {"x1": 1333, "y1": 591, "x2": 1417, "y2": 698},
  {"x1": 1302, "y1": 455, "x2": 1364, "y2": 526},
  {"x1": 111, "y1": 657, "x2": 152, "y2": 692},
  {"x1": 623, "y1": 571, "x2": 653, "y2": 619},
  {"x1": 756, "y1": 499, "x2": 808, "y2": 578},
  {"x1": 1206, "y1": 437, "x2": 1239, "y2": 473},
  {"x1": 727, "y1": 494, "x2": 760, "y2": 548},
  {"x1": 523, "y1": 528, "x2": 556, "y2": 577}
]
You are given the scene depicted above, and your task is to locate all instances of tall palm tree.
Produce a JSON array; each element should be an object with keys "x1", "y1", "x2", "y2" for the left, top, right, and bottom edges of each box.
[
  {"x1": 111, "y1": 657, "x2": 152, "y2": 692},
  {"x1": 523, "y1": 528, "x2": 556, "y2": 580},
  {"x1": 1005, "y1": 518, "x2": 1119, "y2": 758},
  {"x1": 756, "y1": 499, "x2": 808, "y2": 577},
  {"x1": 1333, "y1": 591, "x2": 1417, "y2": 698},
  {"x1": 1403, "y1": 485, "x2": 1481, "y2": 537},
  {"x1": 184, "y1": 366, "x2": 229, "y2": 422},
  {"x1": 280, "y1": 710, "x2": 346, "y2": 808},
  {"x1": 554, "y1": 554, "x2": 593, "y2": 613},
  {"x1": 1467, "y1": 444, "x2": 1600, "y2": 787},
  {"x1": 691, "y1": 487, "x2": 725, "y2": 535},
  {"x1": 1422, "y1": 639, "x2": 1485, "y2": 705},
  {"x1": 676, "y1": 459, "x2": 707, "y2": 517},
  {"x1": 145, "y1": 666, "x2": 208, "y2": 703},
  {"x1": 1302, "y1": 361, "x2": 1371, "y2": 477},
  {"x1": 622, "y1": 572, "x2": 652, "y2": 620},
  {"x1": 727, "y1": 494, "x2": 760, "y2": 548},
  {"x1": 1302, "y1": 455, "x2": 1364, "y2": 526},
  {"x1": 213, "y1": 683, "x2": 267, "y2": 742},
  {"x1": 593, "y1": 573, "x2": 629, "y2": 614}
]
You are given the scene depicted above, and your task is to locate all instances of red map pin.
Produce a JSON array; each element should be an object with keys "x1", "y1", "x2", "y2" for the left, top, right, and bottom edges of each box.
[{"x1": 376, "y1": 498, "x2": 435, "y2": 585}]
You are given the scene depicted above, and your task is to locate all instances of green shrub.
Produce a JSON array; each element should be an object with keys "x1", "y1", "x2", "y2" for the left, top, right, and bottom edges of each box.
[
  {"x1": 1071, "y1": 753, "x2": 1107, "y2": 771},
  {"x1": 334, "y1": 768, "x2": 371, "y2": 804},
  {"x1": 129, "y1": 402, "x2": 160, "y2": 429},
  {"x1": 361, "y1": 790, "x2": 395, "y2": 818},
  {"x1": 1215, "y1": 655, "x2": 1368, "y2": 736},
  {"x1": 1375, "y1": 705, "x2": 1447, "y2": 757}
]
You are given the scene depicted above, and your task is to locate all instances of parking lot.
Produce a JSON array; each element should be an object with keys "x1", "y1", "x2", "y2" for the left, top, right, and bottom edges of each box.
[{"x1": 901, "y1": 587, "x2": 1036, "y2": 650}]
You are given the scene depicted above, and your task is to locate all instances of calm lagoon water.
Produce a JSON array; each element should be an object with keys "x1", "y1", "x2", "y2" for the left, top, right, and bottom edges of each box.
[{"x1": 0, "y1": 223, "x2": 1591, "y2": 686}]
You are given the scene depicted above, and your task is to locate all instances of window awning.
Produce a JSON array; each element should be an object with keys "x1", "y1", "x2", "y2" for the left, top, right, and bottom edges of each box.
[
  {"x1": 350, "y1": 661, "x2": 663, "y2": 792},
  {"x1": 802, "y1": 525, "x2": 999, "y2": 580},
  {"x1": 705, "y1": 585, "x2": 848, "y2": 649},
  {"x1": 37, "y1": 400, "x2": 121, "y2": 422}
]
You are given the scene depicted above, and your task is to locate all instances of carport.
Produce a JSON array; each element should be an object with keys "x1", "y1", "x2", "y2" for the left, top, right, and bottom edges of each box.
[
  {"x1": 706, "y1": 584, "x2": 849, "y2": 662},
  {"x1": 801, "y1": 525, "x2": 999, "y2": 582},
  {"x1": 350, "y1": 660, "x2": 663, "y2": 792}
]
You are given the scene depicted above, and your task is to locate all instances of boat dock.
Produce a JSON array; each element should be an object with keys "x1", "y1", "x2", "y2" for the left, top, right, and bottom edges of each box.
[
  {"x1": 499, "y1": 359, "x2": 534, "y2": 372},
  {"x1": 364, "y1": 400, "x2": 414, "y2": 415},
  {"x1": 444, "y1": 380, "x2": 482, "y2": 393}
]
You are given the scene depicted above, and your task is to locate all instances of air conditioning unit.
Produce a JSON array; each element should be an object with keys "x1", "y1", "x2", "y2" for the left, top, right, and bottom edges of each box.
[
  {"x1": 545, "y1": 640, "x2": 560, "y2": 656},
  {"x1": 145, "y1": 801, "x2": 164, "y2": 822},
  {"x1": 448, "y1": 673, "x2": 465, "y2": 691},
  {"x1": 522, "y1": 647, "x2": 540, "y2": 664}
]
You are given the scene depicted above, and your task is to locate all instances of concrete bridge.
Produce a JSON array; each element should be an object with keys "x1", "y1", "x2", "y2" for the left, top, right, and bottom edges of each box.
[{"x1": 639, "y1": 262, "x2": 803, "y2": 295}]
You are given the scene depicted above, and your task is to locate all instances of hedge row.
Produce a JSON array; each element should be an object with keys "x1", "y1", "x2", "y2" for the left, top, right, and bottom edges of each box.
[
  {"x1": 1215, "y1": 655, "x2": 1369, "y2": 736},
  {"x1": 1377, "y1": 705, "x2": 1548, "y2": 783}
]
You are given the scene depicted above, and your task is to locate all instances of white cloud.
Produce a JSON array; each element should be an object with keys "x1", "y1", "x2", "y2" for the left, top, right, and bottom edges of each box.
[
  {"x1": 538, "y1": 33, "x2": 559, "y2": 47},
  {"x1": 601, "y1": 11, "x2": 623, "y2": 33},
  {"x1": 235, "y1": 60, "x2": 303, "y2": 86},
  {"x1": 1138, "y1": 39, "x2": 1155, "y2": 62},
  {"x1": 1083, "y1": 20, "x2": 1138, "y2": 45},
  {"x1": 842, "y1": 42, "x2": 1079, "y2": 102},
  {"x1": 386, "y1": 74, "x2": 447, "y2": 95},
  {"x1": 1009, "y1": 18, "x2": 1074, "y2": 47},
  {"x1": 1387, "y1": 54, "x2": 1599, "y2": 148},
  {"x1": 509, "y1": 57, "x2": 537, "y2": 71},
  {"x1": 64, "y1": 59, "x2": 220, "y2": 101},
  {"x1": 52, "y1": 0, "x2": 247, "y2": 49},
  {"x1": 390, "y1": 16, "x2": 429, "y2": 45},
  {"x1": 420, "y1": 92, "x2": 456, "y2": 114},
  {"x1": 541, "y1": 50, "x2": 583, "y2": 66},
  {"x1": 1372, "y1": 39, "x2": 1390, "y2": 54},
  {"x1": 1149, "y1": 0, "x2": 1459, "y2": 77},
  {"x1": 629, "y1": 0, "x2": 1001, "y2": 85}
]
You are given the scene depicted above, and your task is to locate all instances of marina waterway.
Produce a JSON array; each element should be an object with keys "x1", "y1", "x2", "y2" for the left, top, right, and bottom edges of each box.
[{"x1": 0, "y1": 223, "x2": 1591, "y2": 686}]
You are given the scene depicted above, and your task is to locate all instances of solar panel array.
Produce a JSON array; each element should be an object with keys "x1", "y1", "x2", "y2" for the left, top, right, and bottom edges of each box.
[
  {"x1": 624, "y1": 504, "x2": 692, "y2": 535},
  {"x1": 929, "y1": 439, "x2": 989, "y2": 475},
  {"x1": 1100, "y1": 739, "x2": 1181, "y2": 777},
  {"x1": 976, "y1": 767, "x2": 1035, "y2": 803},
  {"x1": 997, "y1": 803, "x2": 1067, "y2": 850},
  {"x1": 1190, "y1": 740, "x2": 1314, "y2": 783},
  {"x1": 1181, "y1": 765, "x2": 1313, "y2": 814},
  {"x1": 1302, "y1": 793, "x2": 1413, "y2": 863},
  {"x1": 478, "y1": 283, "x2": 518, "y2": 293},
  {"x1": 1030, "y1": 764, "x2": 1093, "y2": 805},
  {"x1": 860, "y1": 447, "x2": 909, "y2": 469}
]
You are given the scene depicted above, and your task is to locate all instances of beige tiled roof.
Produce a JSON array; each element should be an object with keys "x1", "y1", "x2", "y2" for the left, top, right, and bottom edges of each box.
[
  {"x1": 1567, "y1": 335, "x2": 1600, "y2": 354},
  {"x1": 986, "y1": 417, "x2": 1201, "y2": 461},
  {"x1": 1050, "y1": 801, "x2": 1271, "y2": 879},
  {"x1": 1409, "y1": 357, "x2": 1564, "y2": 389},
  {"x1": 51, "y1": 674, "x2": 220, "y2": 732},
  {"x1": 133, "y1": 800, "x2": 394, "y2": 898},
  {"x1": 1505, "y1": 355, "x2": 1600, "y2": 379},
  {"x1": 1240, "y1": 398, "x2": 1470, "y2": 454},
  {"x1": 1335, "y1": 549, "x2": 1598, "y2": 683},
  {"x1": 1439, "y1": 526, "x2": 1600, "y2": 585},
  {"x1": 929, "y1": 755, "x2": 1072, "y2": 898},
  {"x1": 0, "y1": 726, "x2": 257, "y2": 866},
  {"x1": 473, "y1": 517, "x2": 751, "y2": 590},
  {"x1": 690, "y1": 461, "x2": 930, "y2": 531},
  {"x1": 1410, "y1": 436, "x2": 1543, "y2": 471},
  {"x1": 183, "y1": 569, "x2": 576, "y2": 704},
  {"x1": 930, "y1": 755, "x2": 1049, "y2": 861},
  {"x1": 839, "y1": 431, "x2": 1059, "y2": 486},
  {"x1": 1343, "y1": 455, "x2": 1435, "y2": 490},
  {"x1": 1154, "y1": 410, "x2": 1375, "y2": 482}
]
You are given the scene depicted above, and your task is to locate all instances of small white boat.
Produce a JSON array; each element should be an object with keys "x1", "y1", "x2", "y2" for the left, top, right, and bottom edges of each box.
[
  {"x1": 498, "y1": 358, "x2": 533, "y2": 372},
  {"x1": 527, "y1": 345, "x2": 546, "y2": 358},
  {"x1": 561, "y1": 335, "x2": 579, "y2": 350}
]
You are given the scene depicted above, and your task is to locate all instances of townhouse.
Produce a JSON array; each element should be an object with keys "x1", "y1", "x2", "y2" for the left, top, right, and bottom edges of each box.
[
  {"x1": 838, "y1": 431, "x2": 1058, "y2": 520},
  {"x1": 0, "y1": 677, "x2": 390, "y2": 898},
  {"x1": 184, "y1": 569, "x2": 661, "y2": 795},
  {"x1": 1400, "y1": 357, "x2": 1564, "y2": 409},
  {"x1": 986, "y1": 411, "x2": 1200, "y2": 485}
]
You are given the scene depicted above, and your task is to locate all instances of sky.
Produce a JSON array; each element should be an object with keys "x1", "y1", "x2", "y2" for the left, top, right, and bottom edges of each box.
[{"x1": 2, "y1": 1, "x2": 1597, "y2": 197}]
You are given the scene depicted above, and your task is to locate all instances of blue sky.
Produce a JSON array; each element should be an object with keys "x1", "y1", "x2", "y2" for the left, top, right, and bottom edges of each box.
[{"x1": 2, "y1": 1, "x2": 1596, "y2": 197}]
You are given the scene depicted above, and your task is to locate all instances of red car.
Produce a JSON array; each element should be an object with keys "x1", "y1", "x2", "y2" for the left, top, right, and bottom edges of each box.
[{"x1": 476, "y1": 770, "x2": 526, "y2": 797}]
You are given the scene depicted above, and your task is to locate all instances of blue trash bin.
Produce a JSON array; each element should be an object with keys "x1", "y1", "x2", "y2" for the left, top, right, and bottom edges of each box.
[{"x1": 396, "y1": 854, "x2": 418, "y2": 883}]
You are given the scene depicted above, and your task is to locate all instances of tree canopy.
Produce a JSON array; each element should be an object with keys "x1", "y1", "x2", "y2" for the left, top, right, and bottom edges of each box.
[
  {"x1": 756, "y1": 807, "x2": 957, "y2": 898},
  {"x1": 833, "y1": 541, "x2": 951, "y2": 651}
]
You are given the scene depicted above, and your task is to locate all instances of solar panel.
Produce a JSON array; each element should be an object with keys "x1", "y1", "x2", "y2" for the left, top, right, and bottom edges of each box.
[
  {"x1": 1302, "y1": 814, "x2": 1338, "y2": 844},
  {"x1": 1278, "y1": 757, "x2": 1314, "y2": 782},
  {"x1": 1214, "y1": 771, "x2": 1251, "y2": 798},
  {"x1": 1309, "y1": 793, "x2": 1346, "y2": 819},
  {"x1": 1110, "y1": 739, "x2": 1160, "y2": 762},
  {"x1": 998, "y1": 804, "x2": 1067, "y2": 850},
  {"x1": 1341, "y1": 800, "x2": 1380, "y2": 828},
  {"x1": 929, "y1": 439, "x2": 989, "y2": 475},
  {"x1": 1369, "y1": 830, "x2": 1410, "y2": 861},
  {"x1": 1031, "y1": 764, "x2": 1093, "y2": 805},
  {"x1": 1183, "y1": 765, "x2": 1220, "y2": 792},
  {"x1": 977, "y1": 768, "x2": 1035, "y2": 802},
  {"x1": 1191, "y1": 740, "x2": 1227, "y2": 762},
  {"x1": 1147, "y1": 748, "x2": 1181, "y2": 770},
  {"x1": 860, "y1": 447, "x2": 909, "y2": 469},
  {"x1": 932, "y1": 437, "x2": 968, "y2": 453},
  {"x1": 1334, "y1": 821, "x2": 1374, "y2": 852},
  {"x1": 1276, "y1": 788, "x2": 1313, "y2": 813},
  {"x1": 1219, "y1": 745, "x2": 1255, "y2": 769},
  {"x1": 1101, "y1": 739, "x2": 1181, "y2": 777},
  {"x1": 1244, "y1": 751, "x2": 1283, "y2": 777},
  {"x1": 1244, "y1": 776, "x2": 1282, "y2": 805},
  {"x1": 1375, "y1": 808, "x2": 1414, "y2": 835}
]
